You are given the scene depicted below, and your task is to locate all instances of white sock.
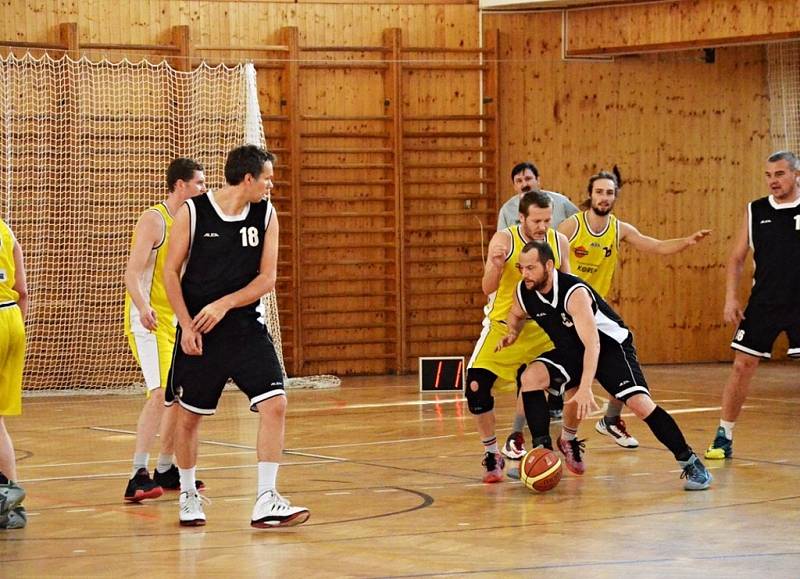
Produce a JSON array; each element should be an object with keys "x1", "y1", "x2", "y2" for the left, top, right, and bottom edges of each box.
[
  {"x1": 132, "y1": 452, "x2": 149, "y2": 478},
  {"x1": 257, "y1": 462, "x2": 279, "y2": 497},
  {"x1": 156, "y1": 453, "x2": 174, "y2": 474},
  {"x1": 720, "y1": 420, "x2": 735, "y2": 440},
  {"x1": 179, "y1": 466, "x2": 196, "y2": 494}
]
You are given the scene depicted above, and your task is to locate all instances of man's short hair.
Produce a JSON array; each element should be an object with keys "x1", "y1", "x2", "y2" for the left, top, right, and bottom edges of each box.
[
  {"x1": 511, "y1": 161, "x2": 539, "y2": 181},
  {"x1": 224, "y1": 145, "x2": 276, "y2": 186},
  {"x1": 166, "y1": 158, "x2": 204, "y2": 192},
  {"x1": 519, "y1": 190, "x2": 552, "y2": 217},
  {"x1": 521, "y1": 239, "x2": 554, "y2": 266},
  {"x1": 767, "y1": 150, "x2": 800, "y2": 171}
]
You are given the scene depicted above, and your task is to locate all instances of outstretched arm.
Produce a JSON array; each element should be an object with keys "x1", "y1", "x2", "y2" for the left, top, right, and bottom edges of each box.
[{"x1": 619, "y1": 221, "x2": 711, "y2": 255}]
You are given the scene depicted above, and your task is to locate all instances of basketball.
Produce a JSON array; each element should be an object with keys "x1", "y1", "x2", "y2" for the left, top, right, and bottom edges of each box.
[{"x1": 520, "y1": 448, "x2": 563, "y2": 492}]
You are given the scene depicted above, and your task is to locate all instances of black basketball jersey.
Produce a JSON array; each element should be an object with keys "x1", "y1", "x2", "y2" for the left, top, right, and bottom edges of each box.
[
  {"x1": 181, "y1": 192, "x2": 275, "y2": 330},
  {"x1": 748, "y1": 195, "x2": 800, "y2": 305},
  {"x1": 515, "y1": 271, "x2": 630, "y2": 353}
]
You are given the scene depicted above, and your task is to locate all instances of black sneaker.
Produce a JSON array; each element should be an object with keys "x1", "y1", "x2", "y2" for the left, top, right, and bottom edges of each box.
[
  {"x1": 153, "y1": 465, "x2": 205, "y2": 491},
  {"x1": 124, "y1": 468, "x2": 164, "y2": 503}
]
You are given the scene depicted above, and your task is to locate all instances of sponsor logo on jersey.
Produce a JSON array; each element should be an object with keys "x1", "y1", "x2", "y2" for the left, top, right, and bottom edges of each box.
[
  {"x1": 560, "y1": 312, "x2": 574, "y2": 328},
  {"x1": 759, "y1": 219, "x2": 772, "y2": 224},
  {"x1": 535, "y1": 312, "x2": 547, "y2": 318},
  {"x1": 203, "y1": 232, "x2": 220, "y2": 238},
  {"x1": 573, "y1": 245, "x2": 589, "y2": 258}
]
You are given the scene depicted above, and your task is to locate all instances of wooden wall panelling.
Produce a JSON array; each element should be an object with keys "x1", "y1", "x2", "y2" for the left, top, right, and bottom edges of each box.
[
  {"x1": 401, "y1": 37, "x2": 499, "y2": 371},
  {"x1": 484, "y1": 10, "x2": 769, "y2": 363},
  {"x1": 565, "y1": 0, "x2": 800, "y2": 57},
  {"x1": 297, "y1": 40, "x2": 399, "y2": 376},
  {"x1": 2, "y1": 1, "x2": 485, "y2": 377},
  {"x1": 279, "y1": 26, "x2": 302, "y2": 376},
  {"x1": 384, "y1": 28, "x2": 406, "y2": 373}
]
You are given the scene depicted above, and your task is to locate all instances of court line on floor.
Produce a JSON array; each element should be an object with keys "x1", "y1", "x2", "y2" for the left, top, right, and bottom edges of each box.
[
  {"x1": 89, "y1": 426, "x2": 345, "y2": 461},
  {"x1": 19, "y1": 459, "x2": 338, "y2": 483}
]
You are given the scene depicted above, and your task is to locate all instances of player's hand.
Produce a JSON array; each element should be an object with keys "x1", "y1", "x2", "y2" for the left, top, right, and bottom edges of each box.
[
  {"x1": 565, "y1": 387, "x2": 600, "y2": 420},
  {"x1": 489, "y1": 244, "x2": 507, "y2": 268},
  {"x1": 180, "y1": 326, "x2": 203, "y2": 356},
  {"x1": 723, "y1": 297, "x2": 744, "y2": 325},
  {"x1": 495, "y1": 332, "x2": 518, "y2": 352},
  {"x1": 686, "y1": 229, "x2": 712, "y2": 245},
  {"x1": 192, "y1": 299, "x2": 230, "y2": 334},
  {"x1": 139, "y1": 307, "x2": 157, "y2": 332}
]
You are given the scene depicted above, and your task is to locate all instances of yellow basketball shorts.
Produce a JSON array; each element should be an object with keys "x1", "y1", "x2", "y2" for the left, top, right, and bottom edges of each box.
[
  {"x1": 127, "y1": 328, "x2": 176, "y2": 396},
  {"x1": 0, "y1": 304, "x2": 25, "y2": 416},
  {"x1": 467, "y1": 320, "x2": 553, "y2": 383}
]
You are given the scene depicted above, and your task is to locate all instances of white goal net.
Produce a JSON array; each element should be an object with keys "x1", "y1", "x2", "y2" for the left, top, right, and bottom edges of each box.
[{"x1": 0, "y1": 53, "x2": 338, "y2": 393}]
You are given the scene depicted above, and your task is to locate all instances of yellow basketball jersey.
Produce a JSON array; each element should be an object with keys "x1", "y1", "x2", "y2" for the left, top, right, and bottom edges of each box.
[
  {"x1": 0, "y1": 219, "x2": 19, "y2": 305},
  {"x1": 124, "y1": 203, "x2": 175, "y2": 335},
  {"x1": 484, "y1": 225, "x2": 561, "y2": 323},
  {"x1": 567, "y1": 211, "x2": 618, "y2": 298}
]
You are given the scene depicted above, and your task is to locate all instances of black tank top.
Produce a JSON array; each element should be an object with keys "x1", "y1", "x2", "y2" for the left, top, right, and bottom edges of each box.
[
  {"x1": 748, "y1": 195, "x2": 800, "y2": 305},
  {"x1": 516, "y1": 271, "x2": 630, "y2": 353},
  {"x1": 182, "y1": 192, "x2": 274, "y2": 331}
]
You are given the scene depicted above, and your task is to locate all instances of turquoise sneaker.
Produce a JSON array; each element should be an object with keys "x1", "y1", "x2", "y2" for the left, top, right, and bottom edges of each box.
[
  {"x1": 0, "y1": 482, "x2": 25, "y2": 517},
  {"x1": 680, "y1": 454, "x2": 713, "y2": 491},
  {"x1": 0, "y1": 505, "x2": 26, "y2": 529},
  {"x1": 704, "y1": 427, "x2": 733, "y2": 459}
]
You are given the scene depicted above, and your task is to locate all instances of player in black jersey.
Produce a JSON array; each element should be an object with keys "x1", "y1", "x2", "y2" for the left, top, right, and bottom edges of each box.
[
  {"x1": 498, "y1": 240, "x2": 712, "y2": 490},
  {"x1": 706, "y1": 151, "x2": 800, "y2": 460},
  {"x1": 163, "y1": 145, "x2": 309, "y2": 528}
]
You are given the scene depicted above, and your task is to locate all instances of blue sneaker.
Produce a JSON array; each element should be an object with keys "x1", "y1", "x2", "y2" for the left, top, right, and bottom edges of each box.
[
  {"x1": 0, "y1": 482, "x2": 25, "y2": 517},
  {"x1": 704, "y1": 427, "x2": 733, "y2": 459},
  {"x1": 0, "y1": 505, "x2": 26, "y2": 529},
  {"x1": 680, "y1": 454, "x2": 712, "y2": 491}
]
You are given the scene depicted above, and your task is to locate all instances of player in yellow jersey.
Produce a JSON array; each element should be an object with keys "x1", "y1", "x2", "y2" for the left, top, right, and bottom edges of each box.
[
  {"x1": 0, "y1": 217, "x2": 28, "y2": 529},
  {"x1": 123, "y1": 158, "x2": 207, "y2": 502},
  {"x1": 466, "y1": 191, "x2": 570, "y2": 482},
  {"x1": 558, "y1": 168, "x2": 710, "y2": 449}
]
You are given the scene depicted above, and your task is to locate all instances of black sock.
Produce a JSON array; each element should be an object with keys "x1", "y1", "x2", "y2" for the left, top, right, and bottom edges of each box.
[
  {"x1": 0, "y1": 472, "x2": 7, "y2": 484},
  {"x1": 644, "y1": 405, "x2": 692, "y2": 461},
  {"x1": 522, "y1": 390, "x2": 551, "y2": 447}
]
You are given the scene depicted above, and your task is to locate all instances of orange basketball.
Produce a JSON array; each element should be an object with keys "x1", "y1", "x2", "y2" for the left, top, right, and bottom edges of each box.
[{"x1": 520, "y1": 447, "x2": 562, "y2": 492}]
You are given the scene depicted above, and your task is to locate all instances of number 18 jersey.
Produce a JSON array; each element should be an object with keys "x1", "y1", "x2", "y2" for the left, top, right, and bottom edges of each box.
[{"x1": 182, "y1": 191, "x2": 275, "y2": 331}]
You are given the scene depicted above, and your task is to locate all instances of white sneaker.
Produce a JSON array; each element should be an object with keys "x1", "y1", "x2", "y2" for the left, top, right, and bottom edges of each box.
[
  {"x1": 251, "y1": 490, "x2": 310, "y2": 528},
  {"x1": 501, "y1": 431, "x2": 526, "y2": 460},
  {"x1": 595, "y1": 417, "x2": 639, "y2": 448},
  {"x1": 179, "y1": 490, "x2": 209, "y2": 526}
]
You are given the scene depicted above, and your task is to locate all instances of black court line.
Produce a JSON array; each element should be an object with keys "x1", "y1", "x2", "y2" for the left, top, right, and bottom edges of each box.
[
  {"x1": 2, "y1": 493, "x2": 798, "y2": 565},
  {"x1": 0, "y1": 486, "x2": 433, "y2": 547}
]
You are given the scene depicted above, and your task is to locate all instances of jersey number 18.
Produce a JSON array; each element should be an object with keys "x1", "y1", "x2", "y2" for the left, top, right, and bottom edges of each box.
[{"x1": 239, "y1": 226, "x2": 259, "y2": 247}]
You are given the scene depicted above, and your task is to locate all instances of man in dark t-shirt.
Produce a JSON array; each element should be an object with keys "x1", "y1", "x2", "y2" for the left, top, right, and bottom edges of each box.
[{"x1": 706, "y1": 151, "x2": 800, "y2": 460}]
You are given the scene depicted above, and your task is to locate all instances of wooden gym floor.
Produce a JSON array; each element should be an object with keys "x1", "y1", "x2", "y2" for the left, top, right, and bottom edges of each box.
[{"x1": 1, "y1": 363, "x2": 799, "y2": 577}]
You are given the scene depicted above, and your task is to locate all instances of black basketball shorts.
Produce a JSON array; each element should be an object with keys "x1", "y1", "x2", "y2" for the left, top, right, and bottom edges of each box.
[
  {"x1": 731, "y1": 301, "x2": 800, "y2": 359},
  {"x1": 166, "y1": 324, "x2": 285, "y2": 415},
  {"x1": 535, "y1": 335, "x2": 650, "y2": 402}
]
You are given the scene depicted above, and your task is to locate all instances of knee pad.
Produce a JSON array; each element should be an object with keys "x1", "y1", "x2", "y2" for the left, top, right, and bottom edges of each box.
[{"x1": 465, "y1": 368, "x2": 496, "y2": 415}]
